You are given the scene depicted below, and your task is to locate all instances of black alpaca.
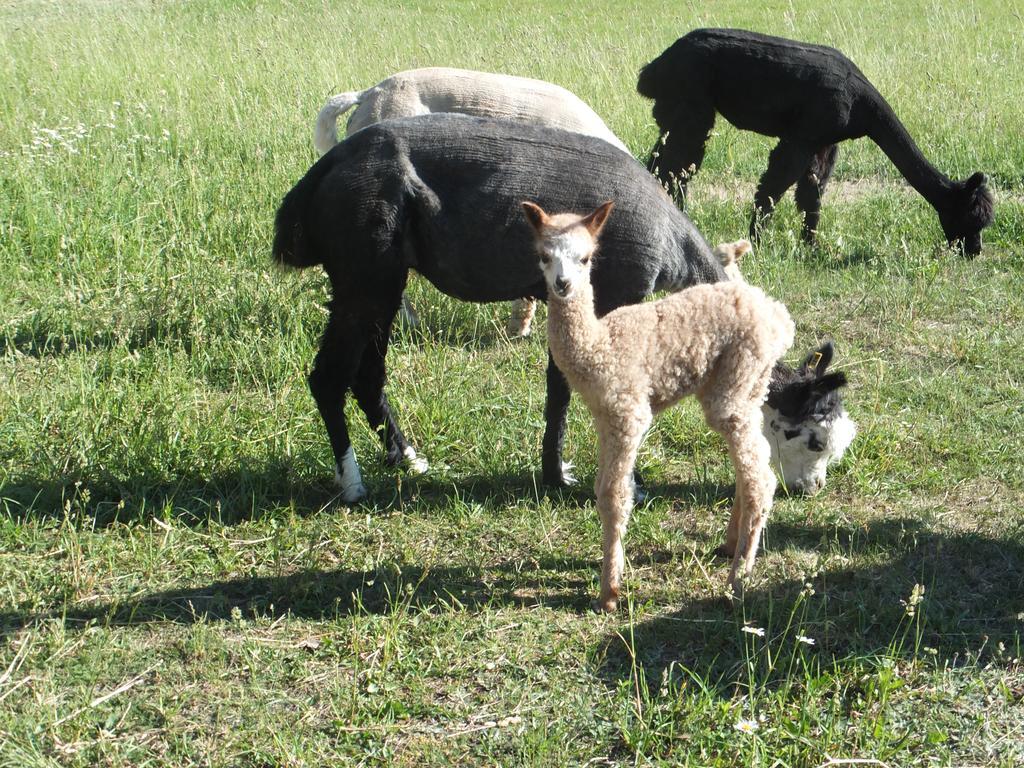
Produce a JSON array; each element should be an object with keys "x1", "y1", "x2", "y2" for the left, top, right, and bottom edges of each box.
[
  {"x1": 638, "y1": 28, "x2": 995, "y2": 255},
  {"x1": 273, "y1": 114, "x2": 725, "y2": 501}
]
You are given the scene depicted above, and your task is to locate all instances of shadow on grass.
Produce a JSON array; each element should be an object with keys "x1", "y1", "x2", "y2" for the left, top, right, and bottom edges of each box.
[
  {"x1": 0, "y1": 460, "x2": 589, "y2": 526},
  {"x1": 598, "y1": 517, "x2": 1024, "y2": 690},
  {"x1": 0, "y1": 455, "x2": 731, "y2": 530},
  {"x1": 0, "y1": 318, "x2": 195, "y2": 359},
  {"x1": 0, "y1": 554, "x2": 596, "y2": 638},
  {"x1": 0, "y1": 459, "x2": 336, "y2": 526}
]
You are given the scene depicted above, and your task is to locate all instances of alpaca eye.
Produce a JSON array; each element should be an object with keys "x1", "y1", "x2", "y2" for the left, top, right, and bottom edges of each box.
[
  {"x1": 540, "y1": 254, "x2": 551, "y2": 264},
  {"x1": 581, "y1": 255, "x2": 591, "y2": 265}
]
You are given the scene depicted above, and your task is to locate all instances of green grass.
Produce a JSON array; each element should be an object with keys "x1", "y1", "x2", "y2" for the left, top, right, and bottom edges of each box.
[{"x1": 2, "y1": 0, "x2": 1023, "y2": 765}]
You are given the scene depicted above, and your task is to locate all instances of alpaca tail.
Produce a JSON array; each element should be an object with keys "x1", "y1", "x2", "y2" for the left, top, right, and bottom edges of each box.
[
  {"x1": 636, "y1": 59, "x2": 665, "y2": 98},
  {"x1": 272, "y1": 153, "x2": 337, "y2": 268},
  {"x1": 637, "y1": 48, "x2": 680, "y2": 99},
  {"x1": 313, "y1": 90, "x2": 366, "y2": 155}
]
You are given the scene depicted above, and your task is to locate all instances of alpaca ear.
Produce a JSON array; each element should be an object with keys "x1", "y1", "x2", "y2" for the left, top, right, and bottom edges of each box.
[
  {"x1": 811, "y1": 371, "x2": 848, "y2": 394},
  {"x1": 800, "y1": 340, "x2": 834, "y2": 374},
  {"x1": 966, "y1": 171, "x2": 988, "y2": 191},
  {"x1": 521, "y1": 201, "x2": 550, "y2": 233},
  {"x1": 714, "y1": 239, "x2": 752, "y2": 268},
  {"x1": 582, "y1": 201, "x2": 614, "y2": 236}
]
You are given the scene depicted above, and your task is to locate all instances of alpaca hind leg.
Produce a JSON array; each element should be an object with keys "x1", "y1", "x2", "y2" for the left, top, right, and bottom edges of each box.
[
  {"x1": 794, "y1": 144, "x2": 839, "y2": 244},
  {"x1": 506, "y1": 298, "x2": 537, "y2": 338},
  {"x1": 594, "y1": 419, "x2": 649, "y2": 613},
  {"x1": 647, "y1": 99, "x2": 716, "y2": 204},
  {"x1": 309, "y1": 308, "x2": 372, "y2": 503},
  {"x1": 351, "y1": 308, "x2": 427, "y2": 476},
  {"x1": 750, "y1": 140, "x2": 817, "y2": 241}
]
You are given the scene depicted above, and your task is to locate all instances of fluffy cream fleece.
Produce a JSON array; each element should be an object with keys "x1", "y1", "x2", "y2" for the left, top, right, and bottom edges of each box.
[
  {"x1": 315, "y1": 67, "x2": 629, "y2": 155},
  {"x1": 527, "y1": 204, "x2": 794, "y2": 611}
]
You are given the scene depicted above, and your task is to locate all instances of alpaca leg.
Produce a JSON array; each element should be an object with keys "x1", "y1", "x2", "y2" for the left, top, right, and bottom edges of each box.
[
  {"x1": 750, "y1": 140, "x2": 817, "y2": 241},
  {"x1": 506, "y1": 298, "x2": 537, "y2": 338},
  {"x1": 714, "y1": 498, "x2": 742, "y2": 559},
  {"x1": 308, "y1": 307, "x2": 372, "y2": 503},
  {"x1": 647, "y1": 99, "x2": 716, "y2": 203},
  {"x1": 701, "y1": 388, "x2": 776, "y2": 589},
  {"x1": 722, "y1": 415, "x2": 776, "y2": 590},
  {"x1": 351, "y1": 310, "x2": 427, "y2": 476},
  {"x1": 594, "y1": 418, "x2": 649, "y2": 613},
  {"x1": 397, "y1": 293, "x2": 419, "y2": 328},
  {"x1": 794, "y1": 144, "x2": 839, "y2": 243},
  {"x1": 542, "y1": 353, "x2": 575, "y2": 487}
]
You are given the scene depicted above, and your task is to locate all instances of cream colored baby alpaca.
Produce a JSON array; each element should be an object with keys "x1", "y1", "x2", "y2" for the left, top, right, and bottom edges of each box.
[{"x1": 523, "y1": 202, "x2": 794, "y2": 611}]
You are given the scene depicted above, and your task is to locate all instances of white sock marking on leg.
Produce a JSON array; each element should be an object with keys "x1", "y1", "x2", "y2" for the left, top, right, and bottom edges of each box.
[
  {"x1": 402, "y1": 445, "x2": 429, "y2": 475},
  {"x1": 335, "y1": 446, "x2": 367, "y2": 503}
]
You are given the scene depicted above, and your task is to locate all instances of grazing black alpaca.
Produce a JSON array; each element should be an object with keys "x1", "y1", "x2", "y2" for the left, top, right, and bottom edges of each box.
[
  {"x1": 638, "y1": 28, "x2": 995, "y2": 255},
  {"x1": 273, "y1": 114, "x2": 726, "y2": 502}
]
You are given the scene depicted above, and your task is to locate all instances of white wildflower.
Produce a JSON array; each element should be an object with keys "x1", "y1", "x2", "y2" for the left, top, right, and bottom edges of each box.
[
  {"x1": 734, "y1": 718, "x2": 759, "y2": 734},
  {"x1": 741, "y1": 625, "x2": 765, "y2": 637}
]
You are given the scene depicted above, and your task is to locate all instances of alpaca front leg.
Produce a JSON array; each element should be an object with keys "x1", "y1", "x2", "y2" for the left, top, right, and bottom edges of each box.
[
  {"x1": 715, "y1": 499, "x2": 743, "y2": 559},
  {"x1": 596, "y1": 496, "x2": 629, "y2": 613},
  {"x1": 725, "y1": 425, "x2": 776, "y2": 592},
  {"x1": 593, "y1": 423, "x2": 647, "y2": 612}
]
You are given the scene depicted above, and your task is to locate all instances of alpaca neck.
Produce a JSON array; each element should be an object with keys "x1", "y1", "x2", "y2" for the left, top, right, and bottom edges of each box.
[
  {"x1": 546, "y1": 281, "x2": 609, "y2": 382},
  {"x1": 864, "y1": 91, "x2": 953, "y2": 209}
]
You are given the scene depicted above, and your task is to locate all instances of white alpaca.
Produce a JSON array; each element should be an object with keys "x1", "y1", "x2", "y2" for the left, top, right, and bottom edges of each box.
[
  {"x1": 524, "y1": 201, "x2": 795, "y2": 611},
  {"x1": 314, "y1": 67, "x2": 631, "y2": 337}
]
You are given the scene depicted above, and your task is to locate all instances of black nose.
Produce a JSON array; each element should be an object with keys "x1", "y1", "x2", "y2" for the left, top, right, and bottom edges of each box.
[{"x1": 554, "y1": 276, "x2": 569, "y2": 293}]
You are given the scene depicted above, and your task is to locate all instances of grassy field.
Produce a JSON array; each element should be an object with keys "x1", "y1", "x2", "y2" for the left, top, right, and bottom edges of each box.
[{"x1": 2, "y1": 0, "x2": 1023, "y2": 765}]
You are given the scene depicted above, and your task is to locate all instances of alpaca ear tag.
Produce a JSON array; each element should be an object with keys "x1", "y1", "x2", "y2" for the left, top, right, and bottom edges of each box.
[{"x1": 808, "y1": 351, "x2": 823, "y2": 372}]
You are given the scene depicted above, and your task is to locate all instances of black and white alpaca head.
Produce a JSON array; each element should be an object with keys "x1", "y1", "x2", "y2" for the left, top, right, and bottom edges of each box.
[{"x1": 763, "y1": 341, "x2": 855, "y2": 494}]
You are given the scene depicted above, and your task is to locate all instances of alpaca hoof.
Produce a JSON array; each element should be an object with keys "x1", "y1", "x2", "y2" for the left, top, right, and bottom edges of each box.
[
  {"x1": 560, "y1": 461, "x2": 577, "y2": 486},
  {"x1": 729, "y1": 578, "x2": 745, "y2": 600},
  {"x1": 592, "y1": 596, "x2": 618, "y2": 614},
  {"x1": 334, "y1": 469, "x2": 368, "y2": 505},
  {"x1": 505, "y1": 318, "x2": 532, "y2": 338},
  {"x1": 713, "y1": 543, "x2": 735, "y2": 559},
  {"x1": 633, "y1": 486, "x2": 648, "y2": 505},
  {"x1": 542, "y1": 461, "x2": 576, "y2": 489},
  {"x1": 401, "y1": 446, "x2": 429, "y2": 475}
]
